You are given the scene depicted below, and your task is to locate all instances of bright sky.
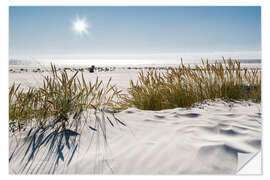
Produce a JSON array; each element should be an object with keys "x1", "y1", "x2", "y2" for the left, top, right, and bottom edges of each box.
[{"x1": 9, "y1": 6, "x2": 261, "y2": 61}]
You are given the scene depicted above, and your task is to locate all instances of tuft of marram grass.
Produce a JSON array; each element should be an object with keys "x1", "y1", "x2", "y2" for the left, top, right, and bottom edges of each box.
[
  {"x1": 9, "y1": 63, "x2": 124, "y2": 132},
  {"x1": 9, "y1": 59, "x2": 262, "y2": 130},
  {"x1": 124, "y1": 59, "x2": 261, "y2": 110}
]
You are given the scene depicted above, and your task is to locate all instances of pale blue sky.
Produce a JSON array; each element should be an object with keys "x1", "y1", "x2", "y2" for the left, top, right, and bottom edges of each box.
[{"x1": 9, "y1": 6, "x2": 261, "y2": 61}]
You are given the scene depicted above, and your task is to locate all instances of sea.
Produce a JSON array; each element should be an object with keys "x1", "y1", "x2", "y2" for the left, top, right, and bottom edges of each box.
[{"x1": 9, "y1": 58, "x2": 261, "y2": 69}]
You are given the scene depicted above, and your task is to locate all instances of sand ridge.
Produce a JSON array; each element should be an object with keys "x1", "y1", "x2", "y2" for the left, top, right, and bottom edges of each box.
[{"x1": 9, "y1": 100, "x2": 261, "y2": 174}]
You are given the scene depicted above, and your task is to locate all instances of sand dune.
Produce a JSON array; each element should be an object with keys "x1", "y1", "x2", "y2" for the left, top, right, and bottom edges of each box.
[{"x1": 9, "y1": 100, "x2": 261, "y2": 174}]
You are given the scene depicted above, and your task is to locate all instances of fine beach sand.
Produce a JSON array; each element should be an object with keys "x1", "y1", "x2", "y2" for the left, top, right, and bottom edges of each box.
[{"x1": 8, "y1": 67, "x2": 262, "y2": 174}]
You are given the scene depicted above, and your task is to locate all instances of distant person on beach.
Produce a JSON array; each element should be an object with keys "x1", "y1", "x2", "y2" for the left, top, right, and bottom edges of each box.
[{"x1": 88, "y1": 65, "x2": 95, "y2": 73}]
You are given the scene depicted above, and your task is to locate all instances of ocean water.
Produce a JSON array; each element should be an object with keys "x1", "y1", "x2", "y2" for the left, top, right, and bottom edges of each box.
[{"x1": 9, "y1": 58, "x2": 261, "y2": 68}]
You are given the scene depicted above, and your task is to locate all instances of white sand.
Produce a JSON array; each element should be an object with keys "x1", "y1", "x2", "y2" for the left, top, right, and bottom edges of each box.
[
  {"x1": 9, "y1": 69, "x2": 139, "y2": 92},
  {"x1": 8, "y1": 69, "x2": 261, "y2": 174}
]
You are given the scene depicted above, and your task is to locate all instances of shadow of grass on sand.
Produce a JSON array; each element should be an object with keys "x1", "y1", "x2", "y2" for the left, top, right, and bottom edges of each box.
[{"x1": 9, "y1": 111, "x2": 126, "y2": 174}]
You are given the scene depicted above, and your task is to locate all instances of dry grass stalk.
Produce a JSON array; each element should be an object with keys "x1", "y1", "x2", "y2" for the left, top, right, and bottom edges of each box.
[
  {"x1": 9, "y1": 64, "x2": 124, "y2": 132},
  {"x1": 125, "y1": 58, "x2": 261, "y2": 110}
]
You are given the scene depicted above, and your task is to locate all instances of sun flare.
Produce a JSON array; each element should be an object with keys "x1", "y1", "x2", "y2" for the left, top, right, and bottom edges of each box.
[{"x1": 72, "y1": 17, "x2": 88, "y2": 35}]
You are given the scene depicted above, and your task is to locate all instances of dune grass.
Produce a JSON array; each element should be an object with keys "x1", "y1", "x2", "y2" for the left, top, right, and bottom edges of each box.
[
  {"x1": 8, "y1": 59, "x2": 261, "y2": 174},
  {"x1": 9, "y1": 64, "x2": 124, "y2": 132},
  {"x1": 9, "y1": 59, "x2": 261, "y2": 130},
  {"x1": 124, "y1": 59, "x2": 261, "y2": 110}
]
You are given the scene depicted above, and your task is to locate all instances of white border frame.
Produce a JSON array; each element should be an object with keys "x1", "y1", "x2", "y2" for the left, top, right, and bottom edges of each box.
[{"x1": 1, "y1": 0, "x2": 270, "y2": 179}]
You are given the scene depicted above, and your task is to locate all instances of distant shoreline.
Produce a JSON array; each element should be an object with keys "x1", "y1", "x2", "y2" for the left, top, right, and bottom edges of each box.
[{"x1": 9, "y1": 59, "x2": 261, "y2": 71}]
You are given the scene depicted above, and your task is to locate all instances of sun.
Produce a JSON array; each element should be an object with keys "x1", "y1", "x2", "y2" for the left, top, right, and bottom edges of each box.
[{"x1": 72, "y1": 17, "x2": 89, "y2": 35}]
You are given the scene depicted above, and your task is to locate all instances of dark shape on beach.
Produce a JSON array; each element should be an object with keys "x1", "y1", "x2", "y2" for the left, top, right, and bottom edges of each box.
[{"x1": 88, "y1": 65, "x2": 95, "y2": 73}]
